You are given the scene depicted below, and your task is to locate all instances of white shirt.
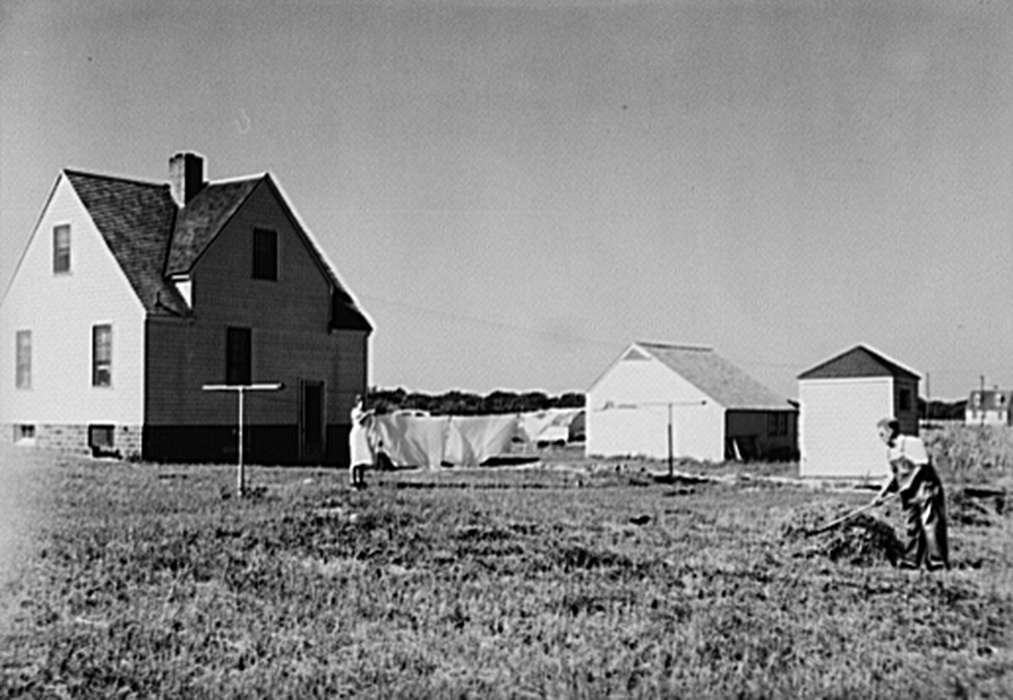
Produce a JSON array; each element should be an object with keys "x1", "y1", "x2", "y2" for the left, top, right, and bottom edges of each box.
[{"x1": 887, "y1": 434, "x2": 929, "y2": 492}]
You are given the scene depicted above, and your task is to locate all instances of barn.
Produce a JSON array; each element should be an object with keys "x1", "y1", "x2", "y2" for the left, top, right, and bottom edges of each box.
[
  {"x1": 797, "y1": 344, "x2": 920, "y2": 479},
  {"x1": 585, "y1": 341, "x2": 797, "y2": 463}
]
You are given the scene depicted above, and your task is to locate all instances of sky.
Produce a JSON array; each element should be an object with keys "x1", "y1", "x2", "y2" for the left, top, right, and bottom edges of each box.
[{"x1": 2, "y1": 0, "x2": 1011, "y2": 400}]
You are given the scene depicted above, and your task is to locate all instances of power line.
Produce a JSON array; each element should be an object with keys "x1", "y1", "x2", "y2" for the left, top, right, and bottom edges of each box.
[{"x1": 358, "y1": 293, "x2": 621, "y2": 349}]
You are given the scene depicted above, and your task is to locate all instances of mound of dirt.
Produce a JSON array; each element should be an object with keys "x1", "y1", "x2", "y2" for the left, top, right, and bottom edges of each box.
[{"x1": 776, "y1": 501, "x2": 902, "y2": 567}]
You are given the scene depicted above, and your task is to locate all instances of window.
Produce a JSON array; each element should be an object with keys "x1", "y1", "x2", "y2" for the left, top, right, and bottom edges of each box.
[
  {"x1": 15, "y1": 330, "x2": 30, "y2": 389},
  {"x1": 898, "y1": 388, "x2": 912, "y2": 412},
  {"x1": 53, "y1": 224, "x2": 71, "y2": 273},
  {"x1": 252, "y1": 228, "x2": 277, "y2": 280},
  {"x1": 767, "y1": 412, "x2": 788, "y2": 437},
  {"x1": 14, "y1": 425, "x2": 35, "y2": 444},
  {"x1": 225, "y1": 326, "x2": 251, "y2": 384},
  {"x1": 92, "y1": 324, "x2": 112, "y2": 387},
  {"x1": 88, "y1": 424, "x2": 115, "y2": 450}
]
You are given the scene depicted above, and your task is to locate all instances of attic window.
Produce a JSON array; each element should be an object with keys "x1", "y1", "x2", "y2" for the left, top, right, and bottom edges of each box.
[
  {"x1": 53, "y1": 224, "x2": 70, "y2": 273},
  {"x1": 252, "y1": 228, "x2": 277, "y2": 280}
]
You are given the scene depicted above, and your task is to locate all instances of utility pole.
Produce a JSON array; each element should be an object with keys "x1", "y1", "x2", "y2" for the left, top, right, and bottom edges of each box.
[
  {"x1": 981, "y1": 375, "x2": 986, "y2": 426},
  {"x1": 202, "y1": 382, "x2": 284, "y2": 497},
  {"x1": 667, "y1": 402, "x2": 674, "y2": 479}
]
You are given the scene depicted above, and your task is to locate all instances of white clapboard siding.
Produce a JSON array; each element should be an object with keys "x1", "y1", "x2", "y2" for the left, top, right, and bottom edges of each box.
[
  {"x1": 0, "y1": 175, "x2": 146, "y2": 426},
  {"x1": 586, "y1": 348, "x2": 724, "y2": 461}
]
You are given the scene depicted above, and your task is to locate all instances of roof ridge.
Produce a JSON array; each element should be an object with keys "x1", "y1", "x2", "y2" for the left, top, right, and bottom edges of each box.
[
  {"x1": 64, "y1": 168, "x2": 169, "y2": 190},
  {"x1": 206, "y1": 173, "x2": 267, "y2": 185},
  {"x1": 638, "y1": 340, "x2": 713, "y2": 352}
]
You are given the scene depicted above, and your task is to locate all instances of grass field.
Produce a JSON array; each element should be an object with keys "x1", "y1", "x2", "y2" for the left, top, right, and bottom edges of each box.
[{"x1": 0, "y1": 431, "x2": 1011, "y2": 698}]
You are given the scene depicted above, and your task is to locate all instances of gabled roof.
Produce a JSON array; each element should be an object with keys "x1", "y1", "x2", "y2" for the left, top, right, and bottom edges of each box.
[
  {"x1": 58, "y1": 165, "x2": 371, "y2": 330},
  {"x1": 967, "y1": 389, "x2": 1012, "y2": 404},
  {"x1": 64, "y1": 170, "x2": 189, "y2": 316},
  {"x1": 797, "y1": 344, "x2": 919, "y2": 380},
  {"x1": 166, "y1": 176, "x2": 262, "y2": 276},
  {"x1": 637, "y1": 341, "x2": 793, "y2": 411}
]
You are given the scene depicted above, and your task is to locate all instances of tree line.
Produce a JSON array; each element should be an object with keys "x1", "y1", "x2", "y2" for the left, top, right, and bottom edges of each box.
[
  {"x1": 920, "y1": 398, "x2": 967, "y2": 421},
  {"x1": 362, "y1": 391, "x2": 964, "y2": 419},
  {"x1": 366, "y1": 388, "x2": 585, "y2": 416}
]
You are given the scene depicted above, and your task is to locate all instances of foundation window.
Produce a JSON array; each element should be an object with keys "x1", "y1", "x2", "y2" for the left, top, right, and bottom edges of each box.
[
  {"x1": 88, "y1": 424, "x2": 115, "y2": 449},
  {"x1": 14, "y1": 424, "x2": 35, "y2": 444}
]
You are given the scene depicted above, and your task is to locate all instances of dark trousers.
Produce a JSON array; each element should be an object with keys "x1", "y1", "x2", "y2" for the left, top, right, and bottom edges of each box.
[{"x1": 899, "y1": 475, "x2": 949, "y2": 570}]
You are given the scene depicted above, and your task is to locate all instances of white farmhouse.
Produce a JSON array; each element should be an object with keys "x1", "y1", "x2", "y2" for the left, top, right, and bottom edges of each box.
[
  {"x1": 797, "y1": 344, "x2": 920, "y2": 479},
  {"x1": 586, "y1": 341, "x2": 797, "y2": 463},
  {"x1": 964, "y1": 388, "x2": 1013, "y2": 426},
  {"x1": 0, "y1": 152, "x2": 372, "y2": 464}
]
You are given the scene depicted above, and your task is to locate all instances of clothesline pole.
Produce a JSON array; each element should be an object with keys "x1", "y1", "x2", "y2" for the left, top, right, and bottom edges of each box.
[{"x1": 201, "y1": 382, "x2": 284, "y2": 497}]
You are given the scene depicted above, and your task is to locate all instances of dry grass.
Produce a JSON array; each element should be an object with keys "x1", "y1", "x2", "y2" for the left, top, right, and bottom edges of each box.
[{"x1": 0, "y1": 439, "x2": 1010, "y2": 698}]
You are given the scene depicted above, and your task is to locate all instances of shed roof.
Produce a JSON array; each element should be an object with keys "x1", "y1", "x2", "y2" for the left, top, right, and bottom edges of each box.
[
  {"x1": 637, "y1": 341, "x2": 793, "y2": 411},
  {"x1": 797, "y1": 344, "x2": 919, "y2": 380}
]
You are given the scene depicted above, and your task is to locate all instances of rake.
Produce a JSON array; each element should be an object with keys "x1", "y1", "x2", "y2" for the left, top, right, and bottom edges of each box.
[{"x1": 805, "y1": 496, "x2": 893, "y2": 537}]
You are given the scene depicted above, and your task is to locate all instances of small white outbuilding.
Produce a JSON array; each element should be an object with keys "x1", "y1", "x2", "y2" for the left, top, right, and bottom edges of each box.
[
  {"x1": 586, "y1": 341, "x2": 797, "y2": 462},
  {"x1": 797, "y1": 344, "x2": 920, "y2": 479}
]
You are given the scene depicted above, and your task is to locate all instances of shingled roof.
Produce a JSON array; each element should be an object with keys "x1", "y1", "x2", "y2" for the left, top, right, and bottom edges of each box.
[
  {"x1": 165, "y1": 177, "x2": 262, "y2": 276},
  {"x1": 62, "y1": 166, "x2": 371, "y2": 330},
  {"x1": 637, "y1": 341, "x2": 793, "y2": 411},
  {"x1": 64, "y1": 171, "x2": 189, "y2": 316},
  {"x1": 797, "y1": 344, "x2": 919, "y2": 380}
]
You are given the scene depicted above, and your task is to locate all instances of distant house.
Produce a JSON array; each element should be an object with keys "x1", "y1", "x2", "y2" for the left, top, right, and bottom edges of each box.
[
  {"x1": 0, "y1": 152, "x2": 372, "y2": 464},
  {"x1": 797, "y1": 344, "x2": 919, "y2": 479},
  {"x1": 965, "y1": 389, "x2": 1013, "y2": 426},
  {"x1": 585, "y1": 341, "x2": 797, "y2": 462}
]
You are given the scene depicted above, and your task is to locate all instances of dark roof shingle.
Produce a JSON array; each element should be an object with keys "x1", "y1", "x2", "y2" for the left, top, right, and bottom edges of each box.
[
  {"x1": 64, "y1": 167, "x2": 371, "y2": 330},
  {"x1": 166, "y1": 177, "x2": 262, "y2": 275},
  {"x1": 64, "y1": 170, "x2": 188, "y2": 315}
]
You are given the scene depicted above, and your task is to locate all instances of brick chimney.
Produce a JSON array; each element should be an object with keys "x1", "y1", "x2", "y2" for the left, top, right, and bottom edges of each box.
[{"x1": 169, "y1": 152, "x2": 206, "y2": 206}]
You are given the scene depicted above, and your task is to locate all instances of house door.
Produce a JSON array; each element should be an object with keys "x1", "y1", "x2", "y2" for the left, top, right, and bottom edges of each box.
[{"x1": 299, "y1": 380, "x2": 325, "y2": 463}]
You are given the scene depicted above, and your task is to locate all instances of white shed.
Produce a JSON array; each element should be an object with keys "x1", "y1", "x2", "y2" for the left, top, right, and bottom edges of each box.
[
  {"x1": 586, "y1": 341, "x2": 797, "y2": 462},
  {"x1": 797, "y1": 344, "x2": 920, "y2": 479}
]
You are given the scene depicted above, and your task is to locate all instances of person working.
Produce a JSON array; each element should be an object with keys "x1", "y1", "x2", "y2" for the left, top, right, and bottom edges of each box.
[
  {"x1": 348, "y1": 396, "x2": 375, "y2": 489},
  {"x1": 872, "y1": 417, "x2": 949, "y2": 570}
]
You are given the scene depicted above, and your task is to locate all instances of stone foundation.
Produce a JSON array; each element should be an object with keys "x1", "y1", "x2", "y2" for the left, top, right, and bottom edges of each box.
[
  {"x1": 0, "y1": 422, "x2": 345, "y2": 465},
  {"x1": 1, "y1": 422, "x2": 143, "y2": 459}
]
